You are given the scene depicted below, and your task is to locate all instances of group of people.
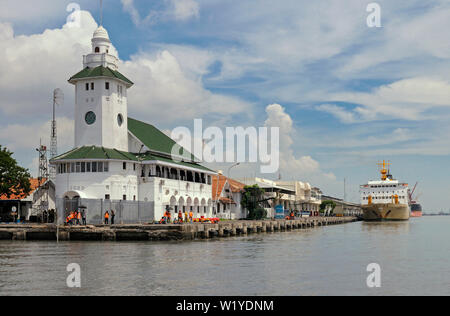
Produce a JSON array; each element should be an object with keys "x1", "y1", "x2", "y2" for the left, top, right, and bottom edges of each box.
[
  {"x1": 66, "y1": 209, "x2": 86, "y2": 226},
  {"x1": 41, "y1": 209, "x2": 56, "y2": 223},
  {"x1": 104, "y1": 210, "x2": 115, "y2": 225},
  {"x1": 160, "y1": 210, "x2": 194, "y2": 224}
]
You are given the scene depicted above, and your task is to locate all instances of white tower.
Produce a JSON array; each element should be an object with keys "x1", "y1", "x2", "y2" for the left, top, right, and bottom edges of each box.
[{"x1": 69, "y1": 26, "x2": 133, "y2": 152}]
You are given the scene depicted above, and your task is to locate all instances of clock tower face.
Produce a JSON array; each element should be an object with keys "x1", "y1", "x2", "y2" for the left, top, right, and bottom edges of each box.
[{"x1": 85, "y1": 111, "x2": 96, "y2": 125}]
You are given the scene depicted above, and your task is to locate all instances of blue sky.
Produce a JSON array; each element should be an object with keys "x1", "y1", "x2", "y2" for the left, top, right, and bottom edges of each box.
[{"x1": 0, "y1": 0, "x2": 449, "y2": 210}]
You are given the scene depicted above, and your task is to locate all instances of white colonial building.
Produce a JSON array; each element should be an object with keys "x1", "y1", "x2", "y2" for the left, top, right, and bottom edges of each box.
[{"x1": 51, "y1": 25, "x2": 215, "y2": 222}]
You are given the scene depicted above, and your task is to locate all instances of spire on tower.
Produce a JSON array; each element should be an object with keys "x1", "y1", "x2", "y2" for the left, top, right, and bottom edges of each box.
[{"x1": 100, "y1": 0, "x2": 103, "y2": 26}]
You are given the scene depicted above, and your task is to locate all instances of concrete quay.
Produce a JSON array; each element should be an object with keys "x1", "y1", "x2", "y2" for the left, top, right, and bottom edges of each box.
[{"x1": 0, "y1": 217, "x2": 358, "y2": 242}]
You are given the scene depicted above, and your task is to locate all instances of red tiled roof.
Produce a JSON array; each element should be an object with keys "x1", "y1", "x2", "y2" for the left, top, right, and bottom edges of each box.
[
  {"x1": 219, "y1": 197, "x2": 236, "y2": 204},
  {"x1": 212, "y1": 174, "x2": 245, "y2": 200},
  {"x1": 0, "y1": 178, "x2": 45, "y2": 201}
]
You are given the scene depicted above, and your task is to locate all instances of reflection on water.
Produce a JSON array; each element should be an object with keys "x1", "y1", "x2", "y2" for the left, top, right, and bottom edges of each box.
[
  {"x1": 361, "y1": 221, "x2": 410, "y2": 233},
  {"x1": 0, "y1": 217, "x2": 449, "y2": 296}
]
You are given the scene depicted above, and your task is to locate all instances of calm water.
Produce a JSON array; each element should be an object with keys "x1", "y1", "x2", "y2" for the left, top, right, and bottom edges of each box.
[{"x1": 0, "y1": 216, "x2": 449, "y2": 296}]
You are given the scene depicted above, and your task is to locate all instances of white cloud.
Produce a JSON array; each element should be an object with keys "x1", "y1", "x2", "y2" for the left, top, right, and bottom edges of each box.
[
  {"x1": 264, "y1": 103, "x2": 334, "y2": 180},
  {"x1": 122, "y1": 50, "x2": 251, "y2": 124},
  {"x1": 330, "y1": 77, "x2": 450, "y2": 122},
  {"x1": 169, "y1": 0, "x2": 200, "y2": 21},
  {"x1": 120, "y1": 0, "x2": 199, "y2": 26},
  {"x1": 0, "y1": 117, "x2": 74, "y2": 152},
  {"x1": 316, "y1": 104, "x2": 358, "y2": 124}
]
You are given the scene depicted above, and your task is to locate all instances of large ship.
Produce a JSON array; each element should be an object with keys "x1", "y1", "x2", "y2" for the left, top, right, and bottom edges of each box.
[
  {"x1": 408, "y1": 182, "x2": 423, "y2": 217},
  {"x1": 360, "y1": 161, "x2": 410, "y2": 221}
]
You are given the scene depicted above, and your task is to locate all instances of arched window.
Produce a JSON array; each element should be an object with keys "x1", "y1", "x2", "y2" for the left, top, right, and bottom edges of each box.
[
  {"x1": 156, "y1": 166, "x2": 162, "y2": 177},
  {"x1": 95, "y1": 47, "x2": 100, "y2": 53}
]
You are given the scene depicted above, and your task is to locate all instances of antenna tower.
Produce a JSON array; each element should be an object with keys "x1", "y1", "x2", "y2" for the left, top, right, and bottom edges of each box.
[
  {"x1": 36, "y1": 141, "x2": 49, "y2": 215},
  {"x1": 50, "y1": 88, "x2": 63, "y2": 180}
]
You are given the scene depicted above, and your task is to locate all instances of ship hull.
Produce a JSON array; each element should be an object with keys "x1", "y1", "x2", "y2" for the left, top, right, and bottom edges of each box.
[
  {"x1": 410, "y1": 211, "x2": 423, "y2": 218},
  {"x1": 362, "y1": 203, "x2": 410, "y2": 221}
]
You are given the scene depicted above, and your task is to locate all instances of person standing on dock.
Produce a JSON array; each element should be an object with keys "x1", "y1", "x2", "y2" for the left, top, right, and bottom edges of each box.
[
  {"x1": 104, "y1": 211, "x2": 110, "y2": 225},
  {"x1": 178, "y1": 211, "x2": 183, "y2": 223},
  {"x1": 81, "y1": 210, "x2": 86, "y2": 226},
  {"x1": 111, "y1": 210, "x2": 115, "y2": 225},
  {"x1": 189, "y1": 211, "x2": 193, "y2": 223},
  {"x1": 77, "y1": 211, "x2": 82, "y2": 225}
]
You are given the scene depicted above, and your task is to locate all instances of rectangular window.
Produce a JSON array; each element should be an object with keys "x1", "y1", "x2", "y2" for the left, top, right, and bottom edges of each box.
[
  {"x1": 133, "y1": 195, "x2": 136, "y2": 201},
  {"x1": 105, "y1": 194, "x2": 110, "y2": 200},
  {"x1": 86, "y1": 162, "x2": 91, "y2": 172},
  {"x1": 92, "y1": 162, "x2": 97, "y2": 172},
  {"x1": 133, "y1": 163, "x2": 136, "y2": 171},
  {"x1": 71, "y1": 163, "x2": 75, "y2": 173},
  {"x1": 63, "y1": 164, "x2": 66, "y2": 174},
  {"x1": 91, "y1": 82, "x2": 94, "y2": 90},
  {"x1": 105, "y1": 82, "x2": 110, "y2": 90},
  {"x1": 104, "y1": 162, "x2": 109, "y2": 172},
  {"x1": 85, "y1": 83, "x2": 89, "y2": 91},
  {"x1": 76, "y1": 162, "x2": 81, "y2": 173},
  {"x1": 67, "y1": 163, "x2": 71, "y2": 173},
  {"x1": 123, "y1": 195, "x2": 127, "y2": 201},
  {"x1": 123, "y1": 162, "x2": 127, "y2": 170},
  {"x1": 98, "y1": 162, "x2": 103, "y2": 172},
  {"x1": 81, "y1": 162, "x2": 86, "y2": 173}
]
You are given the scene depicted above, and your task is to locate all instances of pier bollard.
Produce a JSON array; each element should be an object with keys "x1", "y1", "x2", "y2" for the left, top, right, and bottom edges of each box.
[
  {"x1": 13, "y1": 230, "x2": 26, "y2": 240},
  {"x1": 261, "y1": 222, "x2": 267, "y2": 233},
  {"x1": 230, "y1": 224, "x2": 237, "y2": 236},
  {"x1": 58, "y1": 230, "x2": 70, "y2": 241}
]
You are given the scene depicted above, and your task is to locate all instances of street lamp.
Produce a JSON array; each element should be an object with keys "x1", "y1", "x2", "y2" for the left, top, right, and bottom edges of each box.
[{"x1": 227, "y1": 162, "x2": 240, "y2": 178}]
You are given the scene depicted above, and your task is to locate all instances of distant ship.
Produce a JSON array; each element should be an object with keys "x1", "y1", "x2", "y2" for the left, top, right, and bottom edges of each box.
[
  {"x1": 360, "y1": 161, "x2": 410, "y2": 221},
  {"x1": 410, "y1": 203, "x2": 423, "y2": 217},
  {"x1": 408, "y1": 182, "x2": 423, "y2": 218}
]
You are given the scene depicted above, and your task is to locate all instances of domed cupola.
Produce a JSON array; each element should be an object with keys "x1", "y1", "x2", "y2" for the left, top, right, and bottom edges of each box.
[
  {"x1": 82, "y1": 25, "x2": 119, "y2": 70},
  {"x1": 92, "y1": 26, "x2": 111, "y2": 54}
]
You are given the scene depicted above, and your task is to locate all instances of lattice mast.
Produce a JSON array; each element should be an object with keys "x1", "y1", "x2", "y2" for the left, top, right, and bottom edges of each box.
[
  {"x1": 36, "y1": 141, "x2": 49, "y2": 214},
  {"x1": 50, "y1": 88, "x2": 63, "y2": 180}
]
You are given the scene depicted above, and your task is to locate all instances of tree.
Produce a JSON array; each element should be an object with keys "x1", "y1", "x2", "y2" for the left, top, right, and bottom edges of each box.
[
  {"x1": 241, "y1": 185, "x2": 267, "y2": 220},
  {"x1": 0, "y1": 145, "x2": 31, "y2": 199},
  {"x1": 320, "y1": 200, "x2": 337, "y2": 216}
]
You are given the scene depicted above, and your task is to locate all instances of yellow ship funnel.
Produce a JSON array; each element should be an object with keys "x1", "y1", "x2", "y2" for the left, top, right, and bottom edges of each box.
[{"x1": 368, "y1": 195, "x2": 372, "y2": 205}]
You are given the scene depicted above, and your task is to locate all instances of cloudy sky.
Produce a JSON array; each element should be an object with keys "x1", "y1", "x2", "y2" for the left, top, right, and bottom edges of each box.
[{"x1": 0, "y1": 0, "x2": 449, "y2": 210}]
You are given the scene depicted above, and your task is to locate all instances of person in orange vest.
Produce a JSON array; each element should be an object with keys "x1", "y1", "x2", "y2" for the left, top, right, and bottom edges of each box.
[
  {"x1": 189, "y1": 211, "x2": 193, "y2": 223},
  {"x1": 104, "y1": 211, "x2": 110, "y2": 225},
  {"x1": 290, "y1": 211, "x2": 295, "y2": 220},
  {"x1": 184, "y1": 211, "x2": 189, "y2": 223},
  {"x1": 77, "y1": 211, "x2": 82, "y2": 225},
  {"x1": 178, "y1": 211, "x2": 183, "y2": 223},
  {"x1": 167, "y1": 211, "x2": 172, "y2": 223},
  {"x1": 69, "y1": 212, "x2": 75, "y2": 225}
]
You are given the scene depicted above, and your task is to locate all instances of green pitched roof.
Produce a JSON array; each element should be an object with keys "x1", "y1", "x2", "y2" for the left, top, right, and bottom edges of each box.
[
  {"x1": 69, "y1": 66, "x2": 134, "y2": 86},
  {"x1": 128, "y1": 117, "x2": 197, "y2": 161},
  {"x1": 50, "y1": 146, "x2": 214, "y2": 172},
  {"x1": 51, "y1": 146, "x2": 139, "y2": 162},
  {"x1": 141, "y1": 153, "x2": 214, "y2": 172}
]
